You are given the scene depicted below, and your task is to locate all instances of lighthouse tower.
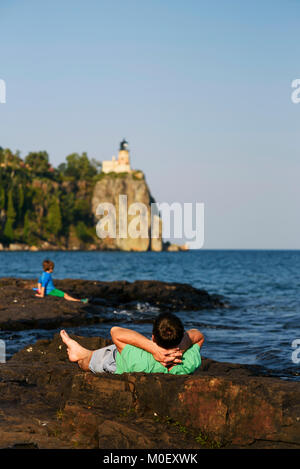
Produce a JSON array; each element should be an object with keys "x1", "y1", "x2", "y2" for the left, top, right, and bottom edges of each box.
[
  {"x1": 102, "y1": 139, "x2": 132, "y2": 174},
  {"x1": 118, "y1": 139, "x2": 130, "y2": 165}
]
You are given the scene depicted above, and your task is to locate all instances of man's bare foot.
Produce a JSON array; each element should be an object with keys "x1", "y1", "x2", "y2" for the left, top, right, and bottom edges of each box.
[{"x1": 60, "y1": 330, "x2": 93, "y2": 370}]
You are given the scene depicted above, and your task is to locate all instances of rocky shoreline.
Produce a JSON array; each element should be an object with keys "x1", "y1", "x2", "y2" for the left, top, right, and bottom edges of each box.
[
  {"x1": 0, "y1": 277, "x2": 226, "y2": 331},
  {"x1": 0, "y1": 333, "x2": 299, "y2": 449},
  {"x1": 0, "y1": 243, "x2": 100, "y2": 251},
  {"x1": 0, "y1": 277, "x2": 299, "y2": 449},
  {"x1": 0, "y1": 242, "x2": 188, "y2": 252}
]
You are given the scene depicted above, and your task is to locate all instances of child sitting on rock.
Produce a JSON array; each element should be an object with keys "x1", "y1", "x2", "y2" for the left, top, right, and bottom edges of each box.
[
  {"x1": 60, "y1": 312, "x2": 204, "y2": 375},
  {"x1": 34, "y1": 259, "x2": 88, "y2": 303}
]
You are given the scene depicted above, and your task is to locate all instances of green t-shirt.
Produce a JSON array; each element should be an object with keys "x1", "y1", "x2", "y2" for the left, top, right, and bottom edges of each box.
[{"x1": 115, "y1": 343, "x2": 201, "y2": 375}]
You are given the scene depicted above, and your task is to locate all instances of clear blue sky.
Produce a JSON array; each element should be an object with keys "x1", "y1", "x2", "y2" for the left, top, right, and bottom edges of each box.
[{"x1": 0, "y1": 0, "x2": 299, "y2": 248}]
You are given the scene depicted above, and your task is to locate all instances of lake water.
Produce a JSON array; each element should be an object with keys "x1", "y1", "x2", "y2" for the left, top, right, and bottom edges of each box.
[{"x1": 0, "y1": 249, "x2": 299, "y2": 381}]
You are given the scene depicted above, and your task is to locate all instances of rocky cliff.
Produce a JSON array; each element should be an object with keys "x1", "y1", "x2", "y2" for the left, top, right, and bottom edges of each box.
[
  {"x1": 0, "y1": 152, "x2": 165, "y2": 251},
  {"x1": 92, "y1": 171, "x2": 163, "y2": 252}
]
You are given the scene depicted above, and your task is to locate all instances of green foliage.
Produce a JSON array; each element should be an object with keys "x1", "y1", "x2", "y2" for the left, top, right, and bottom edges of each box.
[
  {"x1": 3, "y1": 218, "x2": 14, "y2": 241},
  {"x1": 60, "y1": 191, "x2": 75, "y2": 228},
  {"x1": 3, "y1": 190, "x2": 16, "y2": 241},
  {"x1": 58, "y1": 152, "x2": 101, "y2": 180},
  {"x1": 23, "y1": 211, "x2": 39, "y2": 244},
  {"x1": 153, "y1": 414, "x2": 223, "y2": 449},
  {"x1": 96, "y1": 171, "x2": 129, "y2": 181},
  {"x1": 0, "y1": 186, "x2": 5, "y2": 210},
  {"x1": 75, "y1": 221, "x2": 94, "y2": 243},
  {"x1": 132, "y1": 170, "x2": 144, "y2": 180},
  {"x1": 7, "y1": 189, "x2": 16, "y2": 219},
  {"x1": 0, "y1": 147, "x2": 102, "y2": 246},
  {"x1": 74, "y1": 198, "x2": 90, "y2": 220},
  {"x1": 18, "y1": 185, "x2": 24, "y2": 216},
  {"x1": 23, "y1": 211, "x2": 31, "y2": 242},
  {"x1": 56, "y1": 409, "x2": 64, "y2": 420},
  {"x1": 195, "y1": 432, "x2": 208, "y2": 444},
  {"x1": 0, "y1": 148, "x2": 23, "y2": 168},
  {"x1": 46, "y1": 197, "x2": 62, "y2": 236},
  {"x1": 25, "y1": 151, "x2": 50, "y2": 174}
]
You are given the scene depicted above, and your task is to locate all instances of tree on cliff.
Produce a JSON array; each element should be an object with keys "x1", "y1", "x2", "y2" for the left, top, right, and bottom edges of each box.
[
  {"x1": 23, "y1": 211, "x2": 39, "y2": 244},
  {"x1": 25, "y1": 151, "x2": 50, "y2": 174},
  {"x1": 46, "y1": 198, "x2": 62, "y2": 236},
  {"x1": 23, "y1": 211, "x2": 31, "y2": 243},
  {"x1": 75, "y1": 221, "x2": 94, "y2": 243},
  {"x1": 58, "y1": 152, "x2": 101, "y2": 180},
  {"x1": 18, "y1": 185, "x2": 24, "y2": 221},
  {"x1": 0, "y1": 186, "x2": 5, "y2": 210},
  {"x1": 3, "y1": 189, "x2": 16, "y2": 241},
  {"x1": 0, "y1": 147, "x2": 102, "y2": 246}
]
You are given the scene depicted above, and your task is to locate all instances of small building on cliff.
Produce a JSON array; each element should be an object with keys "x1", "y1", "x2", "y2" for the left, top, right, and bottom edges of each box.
[{"x1": 102, "y1": 139, "x2": 132, "y2": 174}]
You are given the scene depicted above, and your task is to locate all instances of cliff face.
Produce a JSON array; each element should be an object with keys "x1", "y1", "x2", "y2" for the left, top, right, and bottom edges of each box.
[
  {"x1": 0, "y1": 162, "x2": 163, "y2": 251},
  {"x1": 0, "y1": 175, "x2": 98, "y2": 251},
  {"x1": 91, "y1": 171, "x2": 163, "y2": 252}
]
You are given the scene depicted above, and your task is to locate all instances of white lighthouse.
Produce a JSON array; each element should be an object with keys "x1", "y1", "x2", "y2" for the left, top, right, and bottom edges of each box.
[{"x1": 102, "y1": 139, "x2": 132, "y2": 174}]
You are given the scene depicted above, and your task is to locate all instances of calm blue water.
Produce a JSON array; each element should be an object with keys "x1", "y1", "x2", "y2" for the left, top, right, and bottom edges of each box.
[{"x1": 0, "y1": 250, "x2": 299, "y2": 381}]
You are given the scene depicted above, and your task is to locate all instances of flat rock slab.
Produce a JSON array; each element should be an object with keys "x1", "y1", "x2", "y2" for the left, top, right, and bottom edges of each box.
[
  {"x1": 0, "y1": 333, "x2": 299, "y2": 449},
  {"x1": 0, "y1": 277, "x2": 227, "y2": 331}
]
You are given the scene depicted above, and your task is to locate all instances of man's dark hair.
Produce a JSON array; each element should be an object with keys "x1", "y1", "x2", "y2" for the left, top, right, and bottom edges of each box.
[{"x1": 152, "y1": 313, "x2": 184, "y2": 349}]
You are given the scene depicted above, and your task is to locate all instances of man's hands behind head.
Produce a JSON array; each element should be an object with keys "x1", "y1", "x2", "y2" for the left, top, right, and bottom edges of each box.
[{"x1": 151, "y1": 342, "x2": 183, "y2": 367}]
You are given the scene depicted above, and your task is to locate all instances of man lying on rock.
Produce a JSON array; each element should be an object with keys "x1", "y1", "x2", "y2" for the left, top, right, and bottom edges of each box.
[{"x1": 60, "y1": 312, "x2": 204, "y2": 375}]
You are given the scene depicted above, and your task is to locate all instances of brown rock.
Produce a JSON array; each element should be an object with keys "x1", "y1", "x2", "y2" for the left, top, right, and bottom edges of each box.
[
  {"x1": 0, "y1": 333, "x2": 299, "y2": 449},
  {"x1": 92, "y1": 173, "x2": 163, "y2": 252},
  {"x1": 0, "y1": 277, "x2": 226, "y2": 331}
]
